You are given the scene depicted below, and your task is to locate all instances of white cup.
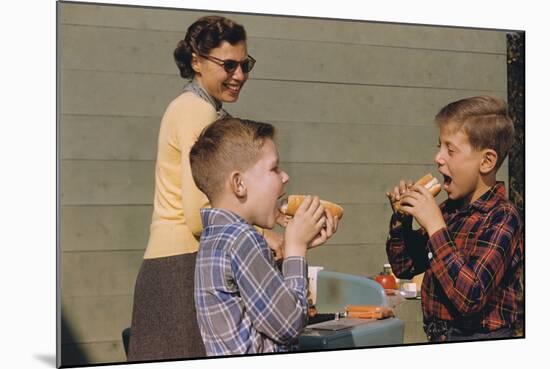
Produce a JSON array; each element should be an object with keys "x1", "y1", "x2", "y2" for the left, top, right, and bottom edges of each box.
[
  {"x1": 307, "y1": 266, "x2": 324, "y2": 305},
  {"x1": 401, "y1": 282, "x2": 417, "y2": 298}
]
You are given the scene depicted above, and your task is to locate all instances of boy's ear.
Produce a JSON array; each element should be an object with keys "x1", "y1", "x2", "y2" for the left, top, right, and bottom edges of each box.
[
  {"x1": 229, "y1": 171, "x2": 247, "y2": 198},
  {"x1": 191, "y1": 53, "x2": 201, "y2": 74},
  {"x1": 479, "y1": 148, "x2": 498, "y2": 174}
]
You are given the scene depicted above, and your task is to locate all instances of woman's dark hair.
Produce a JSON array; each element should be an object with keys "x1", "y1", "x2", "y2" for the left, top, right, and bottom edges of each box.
[{"x1": 174, "y1": 16, "x2": 247, "y2": 79}]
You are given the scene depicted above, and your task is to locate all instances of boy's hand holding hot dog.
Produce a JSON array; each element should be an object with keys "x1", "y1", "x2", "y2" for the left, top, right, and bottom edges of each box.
[
  {"x1": 281, "y1": 195, "x2": 340, "y2": 250},
  {"x1": 309, "y1": 207, "x2": 337, "y2": 249},
  {"x1": 400, "y1": 184, "x2": 446, "y2": 237},
  {"x1": 386, "y1": 173, "x2": 445, "y2": 236},
  {"x1": 386, "y1": 179, "x2": 413, "y2": 215},
  {"x1": 284, "y1": 196, "x2": 335, "y2": 256}
]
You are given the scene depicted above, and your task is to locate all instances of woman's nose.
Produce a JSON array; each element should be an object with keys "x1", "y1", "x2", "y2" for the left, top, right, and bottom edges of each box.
[{"x1": 232, "y1": 64, "x2": 246, "y2": 81}]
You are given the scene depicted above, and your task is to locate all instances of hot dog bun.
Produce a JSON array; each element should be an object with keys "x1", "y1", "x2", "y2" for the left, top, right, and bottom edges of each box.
[
  {"x1": 393, "y1": 173, "x2": 441, "y2": 213},
  {"x1": 280, "y1": 195, "x2": 344, "y2": 219}
]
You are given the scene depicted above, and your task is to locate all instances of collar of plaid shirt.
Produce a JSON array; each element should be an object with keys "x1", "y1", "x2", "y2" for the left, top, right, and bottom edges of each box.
[
  {"x1": 200, "y1": 207, "x2": 247, "y2": 229},
  {"x1": 443, "y1": 181, "x2": 507, "y2": 214}
]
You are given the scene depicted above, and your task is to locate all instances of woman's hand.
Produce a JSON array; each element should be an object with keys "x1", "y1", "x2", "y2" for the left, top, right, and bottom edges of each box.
[
  {"x1": 263, "y1": 229, "x2": 284, "y2": 261},
  {"x1": 275, "y1": 210, "x2": 292, "y2": 228}
]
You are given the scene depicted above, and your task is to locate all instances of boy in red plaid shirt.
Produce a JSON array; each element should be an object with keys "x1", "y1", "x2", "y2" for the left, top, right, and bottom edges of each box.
[{"x1": 386, "y1": 96, "x2": 524, "y2": 342}]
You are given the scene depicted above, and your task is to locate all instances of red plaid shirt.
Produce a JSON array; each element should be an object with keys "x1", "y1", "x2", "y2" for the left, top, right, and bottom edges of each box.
[{"x1": 386, "y1": 182, "x2": 524, "y2": 333}]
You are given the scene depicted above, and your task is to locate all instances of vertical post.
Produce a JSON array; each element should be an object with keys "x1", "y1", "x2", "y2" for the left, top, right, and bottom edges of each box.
[
  {"x1": 506, "y1": 31, "x2": 525, "y2": 338},
  {"x1": 506, "y1": 32, "x2": 525, "y2": 221}
]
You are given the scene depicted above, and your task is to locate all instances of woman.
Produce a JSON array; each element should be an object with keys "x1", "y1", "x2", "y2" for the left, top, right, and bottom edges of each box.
[{"x1": 127, "y1": 15, "x2": 279, "y2": 361}]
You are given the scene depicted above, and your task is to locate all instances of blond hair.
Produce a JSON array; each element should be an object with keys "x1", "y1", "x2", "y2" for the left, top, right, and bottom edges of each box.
[
  {"x1": 189, "y1": 117, "x2": 275, "y2": 202},
  {"x1": 435, "y1": 96, "x2": 515, "y2": 169}
]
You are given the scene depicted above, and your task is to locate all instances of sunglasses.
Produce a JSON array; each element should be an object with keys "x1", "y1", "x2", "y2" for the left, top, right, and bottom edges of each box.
[{"x1": 199, "y1": 54, "x2": 256, "y2": 74}]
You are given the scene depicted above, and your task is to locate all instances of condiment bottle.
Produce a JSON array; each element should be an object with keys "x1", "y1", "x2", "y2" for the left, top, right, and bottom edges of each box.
[{"x1": 375, "y1": 263, "x2": 398, "y2": 290}]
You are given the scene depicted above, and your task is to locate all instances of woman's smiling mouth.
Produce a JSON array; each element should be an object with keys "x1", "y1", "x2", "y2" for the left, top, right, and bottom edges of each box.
[{"x1": 224, "y1": 83, "x2": 241, "y2": 93}]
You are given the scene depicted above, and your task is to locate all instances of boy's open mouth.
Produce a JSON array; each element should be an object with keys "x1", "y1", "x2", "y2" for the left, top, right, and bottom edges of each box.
[
  {"x1": 276, "y1": 193, "x2": 287, "y2": 211},
  {"x1": 443, "y1": 174, "x2": 452, "y2": 188}
]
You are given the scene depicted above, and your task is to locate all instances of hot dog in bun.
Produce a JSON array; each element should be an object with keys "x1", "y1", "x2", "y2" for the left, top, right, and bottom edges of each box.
[
  {"x1": 393, "y1": 173, "x2": 441, "y2": 214},
  {"x1": 280, "y1": 195, "x2": 344, "y2": 219}
]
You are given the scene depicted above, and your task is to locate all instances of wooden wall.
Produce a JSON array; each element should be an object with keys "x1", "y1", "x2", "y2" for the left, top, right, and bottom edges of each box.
[{"x1": 58, "y1": 2, "x2": 508, "y2": 365}]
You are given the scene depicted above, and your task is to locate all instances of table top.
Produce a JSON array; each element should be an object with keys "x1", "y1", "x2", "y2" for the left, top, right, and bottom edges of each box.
[{"x1": 298, "y1": 317, "x2": 405, "y2": 350}]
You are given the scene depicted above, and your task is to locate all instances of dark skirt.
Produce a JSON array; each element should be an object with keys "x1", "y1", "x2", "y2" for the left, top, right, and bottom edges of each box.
[{"x1": 127, "y1": 252, "x2": 206, "y2": 361}]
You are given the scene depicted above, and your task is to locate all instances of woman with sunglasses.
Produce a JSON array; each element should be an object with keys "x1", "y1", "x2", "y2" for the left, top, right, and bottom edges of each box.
[{"x1": 127, "y1": 15, "x2": 274, "y2": 361}]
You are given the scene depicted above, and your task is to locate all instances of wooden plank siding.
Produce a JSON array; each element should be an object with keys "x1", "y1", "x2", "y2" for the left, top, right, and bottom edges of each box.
[
  {"x1": 58, "y1": 4, "x2": 506, "y2": 54},
  {"x1": 58, "y1": 2, "x2": 508, "y2": 365}
]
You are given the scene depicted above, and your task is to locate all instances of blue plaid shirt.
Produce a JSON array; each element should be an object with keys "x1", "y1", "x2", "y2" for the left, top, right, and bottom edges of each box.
[{"x1": 195, "y1": 208, "x2": 308, "y2": 356}]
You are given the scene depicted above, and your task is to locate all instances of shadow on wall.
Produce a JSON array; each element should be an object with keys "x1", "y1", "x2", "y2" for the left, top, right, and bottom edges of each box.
[
  {"x1": 61, "y1": 314, "x2": 89, "y2": 367},
  {"x1": 33, "y1": 353, "x2": 56, "y2": 367}
]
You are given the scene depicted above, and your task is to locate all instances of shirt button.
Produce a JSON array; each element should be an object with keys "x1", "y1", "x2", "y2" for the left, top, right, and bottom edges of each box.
[{"x1": 428, "y1": 252, "x2": 433, "y2": 260}]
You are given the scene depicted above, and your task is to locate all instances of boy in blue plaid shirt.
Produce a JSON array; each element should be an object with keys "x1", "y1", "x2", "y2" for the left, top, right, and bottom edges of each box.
[{"x1": 189, "y1": 117, "x2": 338, "y2": 356}]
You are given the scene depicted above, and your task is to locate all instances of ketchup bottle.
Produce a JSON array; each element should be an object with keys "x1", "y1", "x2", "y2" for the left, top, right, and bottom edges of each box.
[{"x1": 375, "y1": 263, "x2": 398, "y2": 290}]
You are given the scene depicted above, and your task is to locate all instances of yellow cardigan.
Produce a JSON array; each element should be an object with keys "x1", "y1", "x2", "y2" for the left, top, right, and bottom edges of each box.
[{"x1": 144, "y1": 92, "x2": 217, "y2": 259}]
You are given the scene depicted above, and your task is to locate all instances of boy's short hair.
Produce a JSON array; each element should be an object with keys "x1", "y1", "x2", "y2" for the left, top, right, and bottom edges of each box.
[
  {"x1": 189, "y1": 117, "x2": 275, "y2": 202},
  {"x1": 435, "y1": 96, "x2": 515, "y2": 169}
]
